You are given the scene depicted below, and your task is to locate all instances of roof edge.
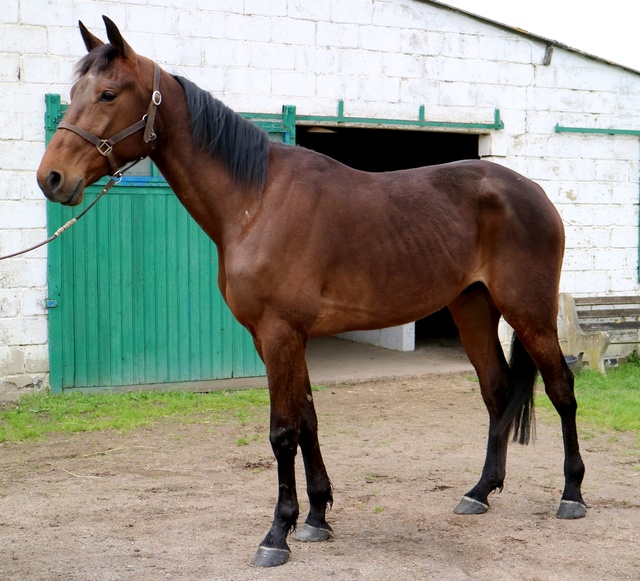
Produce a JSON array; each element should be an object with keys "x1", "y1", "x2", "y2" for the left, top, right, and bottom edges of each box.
[{"x1": 415, "y1": 0, "x2": 640, "y2": 76}]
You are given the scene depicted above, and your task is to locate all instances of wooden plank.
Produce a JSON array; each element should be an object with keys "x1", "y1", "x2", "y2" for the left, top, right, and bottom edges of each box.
[
  {"x1": 581, "y1": 321, "x2": 640, "y2": 332},
  {"x1": 81, "y1": 195, "x2": 98, "y2": 386},
  {"x1": 120, "y1": 194, "x2": 134, "y2": 386},
  {"x1": 154, "y1": 195, "x2": 169, "y2": 383},
  {"x1": 576, "y1": 307, "x2": 640, "y2": 318},
  {"x1": 131, "y1": 194, "x2": 146, "y2": 385},
  {"x1": 108, "y1": 195, "x2": 123, "y2": 384},
  {"x1": 574, "y1": 295, "x2": 640, "y2": 306},
  {"x1": 45, "y1": 202, "x2": 64, "y2": 393}
]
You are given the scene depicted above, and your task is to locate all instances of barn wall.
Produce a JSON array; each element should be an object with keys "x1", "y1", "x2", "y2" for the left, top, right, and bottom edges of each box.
[{"x1": 1, "y1": 0, "x2": 639, "y2": 393}]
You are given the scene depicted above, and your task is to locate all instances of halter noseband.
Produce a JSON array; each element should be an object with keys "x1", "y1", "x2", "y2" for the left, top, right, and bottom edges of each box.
[{"x1": 57, "y1": 62, "x2": 162, "y2": 175}]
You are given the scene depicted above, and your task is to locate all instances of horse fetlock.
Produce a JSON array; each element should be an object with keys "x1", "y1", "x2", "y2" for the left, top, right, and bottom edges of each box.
[
  {"x1": 303, "y1": 495, "x2": 332, "y2": 529},
  {"x1": 276, "y1": 497, "x2": 300, "y2": 529},
  {"x1": 566, "y1": 457, "x2": 586, "y2": 482},
  {"x1": 307, "y1": 481, "x2": 333, "y2": 506}
]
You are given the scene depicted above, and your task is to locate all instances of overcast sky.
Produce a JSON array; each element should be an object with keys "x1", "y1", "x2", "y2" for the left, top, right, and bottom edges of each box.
[{"x1": 443, "y1": 1, "x2": 640, "y2": 71}]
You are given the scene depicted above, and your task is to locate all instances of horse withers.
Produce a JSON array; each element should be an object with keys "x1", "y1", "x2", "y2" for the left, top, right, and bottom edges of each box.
[{"x1": 37, "y1": 17, "x2": 586, "y2": 568}]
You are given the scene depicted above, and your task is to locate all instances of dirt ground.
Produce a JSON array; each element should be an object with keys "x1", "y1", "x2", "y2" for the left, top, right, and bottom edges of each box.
[{"x1": 1, "y1": 373, "x2": 639, "y2": 580}]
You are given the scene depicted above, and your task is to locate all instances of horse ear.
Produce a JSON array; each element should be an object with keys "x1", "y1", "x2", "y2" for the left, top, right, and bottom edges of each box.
[
  {"x1": 102, "y1": 15, "x2": 133, "y2": 58},
  {"x1": 79, "y1": 20, "x2": 104, "y2": 52}
]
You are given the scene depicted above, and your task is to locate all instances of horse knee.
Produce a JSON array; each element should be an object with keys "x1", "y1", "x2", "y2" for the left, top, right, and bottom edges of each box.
[{"x1": 270, "y1": 425, "x2": 299, "y2": 458}]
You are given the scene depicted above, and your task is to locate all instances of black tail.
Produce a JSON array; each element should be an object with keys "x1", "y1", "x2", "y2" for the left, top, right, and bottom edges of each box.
[{"x1": 496, "y1": 334, "x2": 538, "y2": 445}]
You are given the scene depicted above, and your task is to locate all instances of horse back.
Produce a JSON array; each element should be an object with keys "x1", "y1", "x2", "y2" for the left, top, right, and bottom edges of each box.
[{"x1": 224, "y1": 148, "x2": 564, "y2": 335}]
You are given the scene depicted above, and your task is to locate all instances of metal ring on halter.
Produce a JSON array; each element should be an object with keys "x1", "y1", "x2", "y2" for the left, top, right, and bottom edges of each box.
[
  {"x1": 96, "y1": 140, "x2": 113, "y2": 157},
  {"x1": 152, "y1": 90, "x2": 162, "y2": 106}
]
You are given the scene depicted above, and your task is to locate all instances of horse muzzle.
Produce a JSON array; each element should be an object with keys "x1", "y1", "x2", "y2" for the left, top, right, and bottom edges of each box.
[{"x1": 37, "y1": 168, "x2": 85, "y2": 206}]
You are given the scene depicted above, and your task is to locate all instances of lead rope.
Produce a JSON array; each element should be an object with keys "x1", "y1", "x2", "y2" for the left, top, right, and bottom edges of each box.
[{"x1": 0, "y1": 157, "x2": 145, "y2": 261}]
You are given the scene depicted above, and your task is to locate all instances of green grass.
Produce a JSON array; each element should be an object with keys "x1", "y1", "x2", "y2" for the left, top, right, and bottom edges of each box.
[
  {"x1": 0, "y1": 388, "x2": 270, "y2": 444},
  {"x1": 2, "y1": 362, "x2": 640, "y2": 445},
  {"x1": 537, "y1": 361, "x2": 640, "y2": 440}
]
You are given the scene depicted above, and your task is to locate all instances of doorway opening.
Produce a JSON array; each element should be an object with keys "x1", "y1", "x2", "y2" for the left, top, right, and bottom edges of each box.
[{"x1": 297, "y1": 126, "x2": 480, "y2": 348}]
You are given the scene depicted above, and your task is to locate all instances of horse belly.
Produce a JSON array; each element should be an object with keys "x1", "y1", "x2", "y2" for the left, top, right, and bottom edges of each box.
[{"x1": 310, "y1": 266, "x2": 465, "y2": 337}]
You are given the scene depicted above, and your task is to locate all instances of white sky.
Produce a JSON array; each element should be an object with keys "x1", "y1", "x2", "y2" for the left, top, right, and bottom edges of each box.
[{"x1": 443, "y1": 1, "x2": 640, "y2": 71}]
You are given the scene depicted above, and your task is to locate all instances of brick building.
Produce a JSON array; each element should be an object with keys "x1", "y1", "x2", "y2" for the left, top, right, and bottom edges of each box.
[{"x1": 1, "y1": 0, "x2": 639, "y2": 395}]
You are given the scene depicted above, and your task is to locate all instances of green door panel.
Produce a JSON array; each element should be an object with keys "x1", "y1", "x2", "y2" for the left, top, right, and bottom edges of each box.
[{"x1": 46, "y1": 182, "x2": 264, "y2": 392}]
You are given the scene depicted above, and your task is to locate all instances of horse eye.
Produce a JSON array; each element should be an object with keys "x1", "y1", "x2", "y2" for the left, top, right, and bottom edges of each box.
[{"x1": 99, "y1": 91, "x2": 117, "y2": 102}]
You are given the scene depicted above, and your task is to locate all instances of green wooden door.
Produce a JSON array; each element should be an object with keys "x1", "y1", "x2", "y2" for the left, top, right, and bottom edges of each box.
[{"x1": 45, "y1": 96, "x2": 295, "y2": 393}]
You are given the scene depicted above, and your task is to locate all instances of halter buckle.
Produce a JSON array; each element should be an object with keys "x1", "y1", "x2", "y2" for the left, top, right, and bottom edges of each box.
[
  {"x1": 96, "y1": 140, "x2": 113, "y2": 157},
  {"x1": 152, "y1": 90, "x2": 162, "y2": 106}
]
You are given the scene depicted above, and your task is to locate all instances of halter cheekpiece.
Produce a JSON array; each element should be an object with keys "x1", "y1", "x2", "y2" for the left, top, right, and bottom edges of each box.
[{"x1": 57, "y1": 62, "x2": 162, "y2": 175}]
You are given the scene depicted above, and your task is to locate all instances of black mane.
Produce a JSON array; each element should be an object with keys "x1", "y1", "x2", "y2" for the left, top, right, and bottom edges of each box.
[
  {"x1": 74, "y1": 44, "x2": 119, "y2": 80},
  {"x1": 174, "y1": 76, "x2": 270, "y2": 193}
]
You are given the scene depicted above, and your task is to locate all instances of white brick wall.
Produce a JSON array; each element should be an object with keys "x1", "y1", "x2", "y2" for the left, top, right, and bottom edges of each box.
[{"x1": 1, "y1": 0, "x2": 639, "y2": 391}]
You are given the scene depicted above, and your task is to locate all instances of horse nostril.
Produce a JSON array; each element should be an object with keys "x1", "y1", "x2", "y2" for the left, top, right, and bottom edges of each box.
[{"x1": 47, "y1": 171, "x2": 62, "y2": 192}]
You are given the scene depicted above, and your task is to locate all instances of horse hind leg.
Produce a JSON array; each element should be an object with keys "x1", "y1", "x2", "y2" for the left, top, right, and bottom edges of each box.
[
  {"x1": 511, "y1": 324, "x2": 586, "y2": 519},
  {"x1": 448, "y1": 284, "x2": 516, "y2": 514}
]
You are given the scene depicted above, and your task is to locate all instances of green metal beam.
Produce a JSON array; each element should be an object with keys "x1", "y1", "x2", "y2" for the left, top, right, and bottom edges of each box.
[
  {"x1": 555, "y1": 123, "x2": 640, "y2": 136},
  {"x1": 294, "y1": 101, "x2": 504, "y2": 131},
  {"x1": 241, "y1": 102, "x2": 503, "y2": 132}
]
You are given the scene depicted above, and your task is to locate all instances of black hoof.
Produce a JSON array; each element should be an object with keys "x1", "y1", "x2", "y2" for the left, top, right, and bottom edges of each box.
[
  {"x1": 556, "y1": 499, "x2": 587, "y2": 519},
  {"x1": 251, "y1": 546, "x2": 291, "y2": 567},
  {"x1": 292, "y1": 523, "x2": 333, "y2": 542},
  {"x1": 454, "y1": 495, "x2": 489, "y2": 515}
]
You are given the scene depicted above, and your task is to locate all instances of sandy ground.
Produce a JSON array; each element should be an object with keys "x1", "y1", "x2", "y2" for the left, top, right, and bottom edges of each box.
[{"x1": 1, "y1": 373, "x2": 639, "y2": 580}]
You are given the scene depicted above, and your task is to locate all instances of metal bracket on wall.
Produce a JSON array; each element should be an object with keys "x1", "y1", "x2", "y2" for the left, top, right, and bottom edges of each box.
[
  {"x1": 240, "y1": 105, "x2": 297, "y2": 144},
  {"x1": 555, "y1": 123, "x2": 640, "y2": 136}
]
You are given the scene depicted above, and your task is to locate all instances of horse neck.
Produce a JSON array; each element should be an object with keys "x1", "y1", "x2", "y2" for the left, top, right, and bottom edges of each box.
[{"x1": 148, "y1": 74, "x2": 260, "y2": 248}]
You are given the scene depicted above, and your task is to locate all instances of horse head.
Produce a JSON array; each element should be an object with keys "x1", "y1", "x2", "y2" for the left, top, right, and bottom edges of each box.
[{"x1": 37, "y1": 16, "x2": 160, "y2": 205}]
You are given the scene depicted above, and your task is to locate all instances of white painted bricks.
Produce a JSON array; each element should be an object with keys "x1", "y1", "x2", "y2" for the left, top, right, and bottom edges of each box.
[{"x1": 2, "y1": 0, "x2": 640, "y2": 390}]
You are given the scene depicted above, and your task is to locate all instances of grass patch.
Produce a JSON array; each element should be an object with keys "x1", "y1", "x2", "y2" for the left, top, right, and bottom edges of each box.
[
  {"x1": 537, "y1": 361, "x2": 640, "y2": 440},
  {"x1": 0, "y1": 388, "x2": 269, "y2": 444}
]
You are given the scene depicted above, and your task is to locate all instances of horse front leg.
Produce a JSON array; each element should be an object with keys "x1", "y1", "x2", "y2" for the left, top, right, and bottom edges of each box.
[
  {"x1": 292, "y1": 379, "x2": 334, "y2": 542},
  {"x1": 250, "y1": 323, "x2": 310, "y2": 567}
]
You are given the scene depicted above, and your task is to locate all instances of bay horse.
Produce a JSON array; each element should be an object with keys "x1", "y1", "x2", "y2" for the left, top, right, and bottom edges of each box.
[{"x1": 37, "y1": 17, "x2": 586, "y2": 568}]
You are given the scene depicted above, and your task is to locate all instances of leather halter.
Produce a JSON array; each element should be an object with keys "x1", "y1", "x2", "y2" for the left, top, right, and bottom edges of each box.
[{"x1": 58, "y1": 62, "x2": 162, "y2": 175}]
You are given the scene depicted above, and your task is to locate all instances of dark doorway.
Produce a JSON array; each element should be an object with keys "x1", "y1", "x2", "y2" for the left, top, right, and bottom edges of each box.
[{"x1": 297, "y1": 126, "x2": 479, "y2": 347}]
